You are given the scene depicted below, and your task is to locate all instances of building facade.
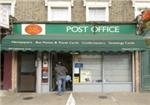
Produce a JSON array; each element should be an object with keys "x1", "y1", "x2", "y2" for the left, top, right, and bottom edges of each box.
[
  {"x1": 1, "y1": 0, "x2": 150, "y2": 93},
  {"x1": 0, "y1": 3, "x2": 15, "y2": 89}
]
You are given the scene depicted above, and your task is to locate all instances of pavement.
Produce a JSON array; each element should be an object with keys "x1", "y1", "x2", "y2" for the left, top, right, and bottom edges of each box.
[{"x1": 1, "y1": 90, "x2": 150, "y2": 105}]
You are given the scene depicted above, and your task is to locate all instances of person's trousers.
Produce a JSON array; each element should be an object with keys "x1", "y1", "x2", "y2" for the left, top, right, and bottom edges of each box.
[{"x1": 57, "y1": 76, "x2": 66, "y2": 93}]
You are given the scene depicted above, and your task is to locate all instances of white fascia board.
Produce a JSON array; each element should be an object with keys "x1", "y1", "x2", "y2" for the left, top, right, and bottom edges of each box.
[
  {"x1": 45, "y1": 0, "x2": 73, "y2": 6},
  {"x1": 0, "y1": 0, "x2": 16, "y2": 4},
  {"x1": 48, "y1": 1, "x2": 71, "y2": 7},
  {"x1": 86, "y1": 2, "x2": 109, "y2": 7},
  {"x1": 134, "y1": 2, "x2": 150, "y2": 8},
  {"x1": 132, "y1": 0, "x2": 150, "y2": 7},
  {"x1": 132, "y1": 0, "x2": 150, "y2": 2},
  {"x1": 0, "y1": 0, "x2": 11, "y2": 4},
  {"x1": 83, "y1": 0, "x2": 111, "y2": 7}
]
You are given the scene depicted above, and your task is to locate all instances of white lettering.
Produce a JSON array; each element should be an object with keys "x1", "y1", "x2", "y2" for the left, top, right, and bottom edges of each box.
[
  {"x1": 91, "y1": 26, "x2": 120, "y2": 33},
  {"x1": 82, "y1": 41, "x2": 106, "y2": 45},
  {"x1": 66, "y1": 26, "x2": 88, "y2": 33},
  {"x1": 58, "y1": 41, "x2": 68, "y2": 44},
  {"x1": 108, "y1": 41, "x2": 124, "y2": 45},
  {"x1": 66, "y1": 25, "x2": 120, "y2": 33},
  {"x1": 115, "y1": 26, "x2": 120, "y2": 33},
  {"x1": 69, "y1": 41, "x2": 79, "y2": 44},
  {"x1": 11, "y1": 41, "x2": 32, "y2": 44}
]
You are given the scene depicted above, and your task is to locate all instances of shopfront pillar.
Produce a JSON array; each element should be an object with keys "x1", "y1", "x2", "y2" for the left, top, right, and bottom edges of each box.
[
  {"x1": 135, "y1": 51, "x2": 141, "y2": 92},
  {"x1": 36, "y1": 52, "x2": 42, "y2": 93},
  {"x1": 11, "y1": 52, "x2": 17, "y2": 91}
]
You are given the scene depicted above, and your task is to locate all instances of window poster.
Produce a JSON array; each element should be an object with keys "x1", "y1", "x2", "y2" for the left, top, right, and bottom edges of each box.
[
  {"x1": 80, "y1": 70, "x2": 92, "y2": 83},
  {"x1": 73, "y1": 77, "x2": 80, "y2": 83},
  {"x1": 74, "y1": 68, "x2": 80, "y2": 74}
]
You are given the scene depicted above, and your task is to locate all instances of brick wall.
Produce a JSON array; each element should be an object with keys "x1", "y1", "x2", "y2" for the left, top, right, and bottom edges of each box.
[
  {"x1": 15, "y1": 0, "x2": 47, "y2": 21},
  {"x1": 15, "y1": 0, "x2": 135, "y2": 22},
  {"x1": 110, "y1": 0, "x2": 134, "y2": 22},
  {"x1": 72, "y1": 0, "x2": 85, "y2": 22}
]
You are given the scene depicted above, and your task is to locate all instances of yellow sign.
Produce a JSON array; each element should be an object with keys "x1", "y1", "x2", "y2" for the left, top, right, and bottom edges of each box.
[{"x1": 73, "y1": 77, "x2": 79, "y2": 83}]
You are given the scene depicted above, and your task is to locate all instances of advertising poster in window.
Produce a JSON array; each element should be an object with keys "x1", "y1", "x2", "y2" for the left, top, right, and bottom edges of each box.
[
  {"x1": 80, "y1": 71, "x2": 92, "y2": 83},
  {"x1": 42, "y1": 53, "x2": 48, "y2": 83},
  {"x1": 73, "y1": 77, "x2": 79, "y2": 83},
  {"x1": 74, "y1": 68, "x2": 80, "y2": 74}
]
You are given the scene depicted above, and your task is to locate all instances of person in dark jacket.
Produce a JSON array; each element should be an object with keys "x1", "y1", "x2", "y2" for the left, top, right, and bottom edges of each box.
[{"x1": 55, "y1": 61, "x2": 68, "y2": 95}]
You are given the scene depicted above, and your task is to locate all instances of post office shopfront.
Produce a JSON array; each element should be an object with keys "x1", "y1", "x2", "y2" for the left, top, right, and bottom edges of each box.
[{"x1": 2, "y1": 22, "x2": 147, "y2": 93}]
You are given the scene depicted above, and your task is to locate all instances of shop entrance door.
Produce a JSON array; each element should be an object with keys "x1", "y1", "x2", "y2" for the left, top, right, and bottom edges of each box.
[
  {"x1": 18, "y1": 52, "x2": 36, "y2": 92},
  {"x1": 50, "y1": 52, "x2": 73, "y2": 91}
]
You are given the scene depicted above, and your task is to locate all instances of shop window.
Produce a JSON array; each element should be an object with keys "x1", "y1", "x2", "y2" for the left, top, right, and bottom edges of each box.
[
  {"x1": 84, "y1": 0, "x2": 111, "y2": 22},
  {"x1": 132, "y1": 0, "x2": 150, "y2": 17},
  {"x1": 45, "y1": 0, "x2": 73, "y2": 21},
  {"x1": 0, "y1": 0, "x2": 16, "y2": 16}
]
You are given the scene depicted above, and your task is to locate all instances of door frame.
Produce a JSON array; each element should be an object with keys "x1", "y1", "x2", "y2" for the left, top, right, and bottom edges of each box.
[
  {"x1": 50, "y1": 52, "x2": 73, "y2": 91},
  {"x1": 17, "y1": 52, "x2": 36, "y2": 92}
]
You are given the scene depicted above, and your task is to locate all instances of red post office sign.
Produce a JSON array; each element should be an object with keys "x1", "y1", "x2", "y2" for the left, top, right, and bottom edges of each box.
[{"x1": 22, "y1": 24, "x2": 45, "y2": 35}]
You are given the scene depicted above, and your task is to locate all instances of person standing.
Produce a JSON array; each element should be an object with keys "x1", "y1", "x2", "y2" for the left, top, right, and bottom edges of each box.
[{"x1": 55, "y1": 61, "x2": 68, "y2": 95}]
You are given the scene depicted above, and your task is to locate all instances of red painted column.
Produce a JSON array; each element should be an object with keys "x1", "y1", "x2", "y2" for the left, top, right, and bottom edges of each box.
[{"x1": 3, "y1": 52, "x2": 12, "y2": 90}]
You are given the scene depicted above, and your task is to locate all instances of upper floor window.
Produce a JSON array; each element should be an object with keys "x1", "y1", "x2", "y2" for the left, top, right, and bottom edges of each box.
[
  {"x1": 83, "y1": 0, "x2": 111, "y2": 22},
  {"x1": 88, "y1": 7, "x2": 106, "y2": 21},
  {"x1": 0, "y1": 0, "x2": 16, "y2": 17},
  {"x1": 45, "y1": 0, "x2": 73, "y2": 21},
  {"x1": 132, "y1": 0, "x2": 150, "y2": 17}
]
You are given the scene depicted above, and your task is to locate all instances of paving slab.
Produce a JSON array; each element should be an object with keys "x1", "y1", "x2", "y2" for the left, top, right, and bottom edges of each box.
[{"x1": 1, "y1": 91, "x2": 150, "y2": 105}]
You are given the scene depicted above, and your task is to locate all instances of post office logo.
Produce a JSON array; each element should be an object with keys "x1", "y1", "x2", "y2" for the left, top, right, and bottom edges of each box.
[{"x1": 22, "y1": 24, "x2": 45, "y2": 35}]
